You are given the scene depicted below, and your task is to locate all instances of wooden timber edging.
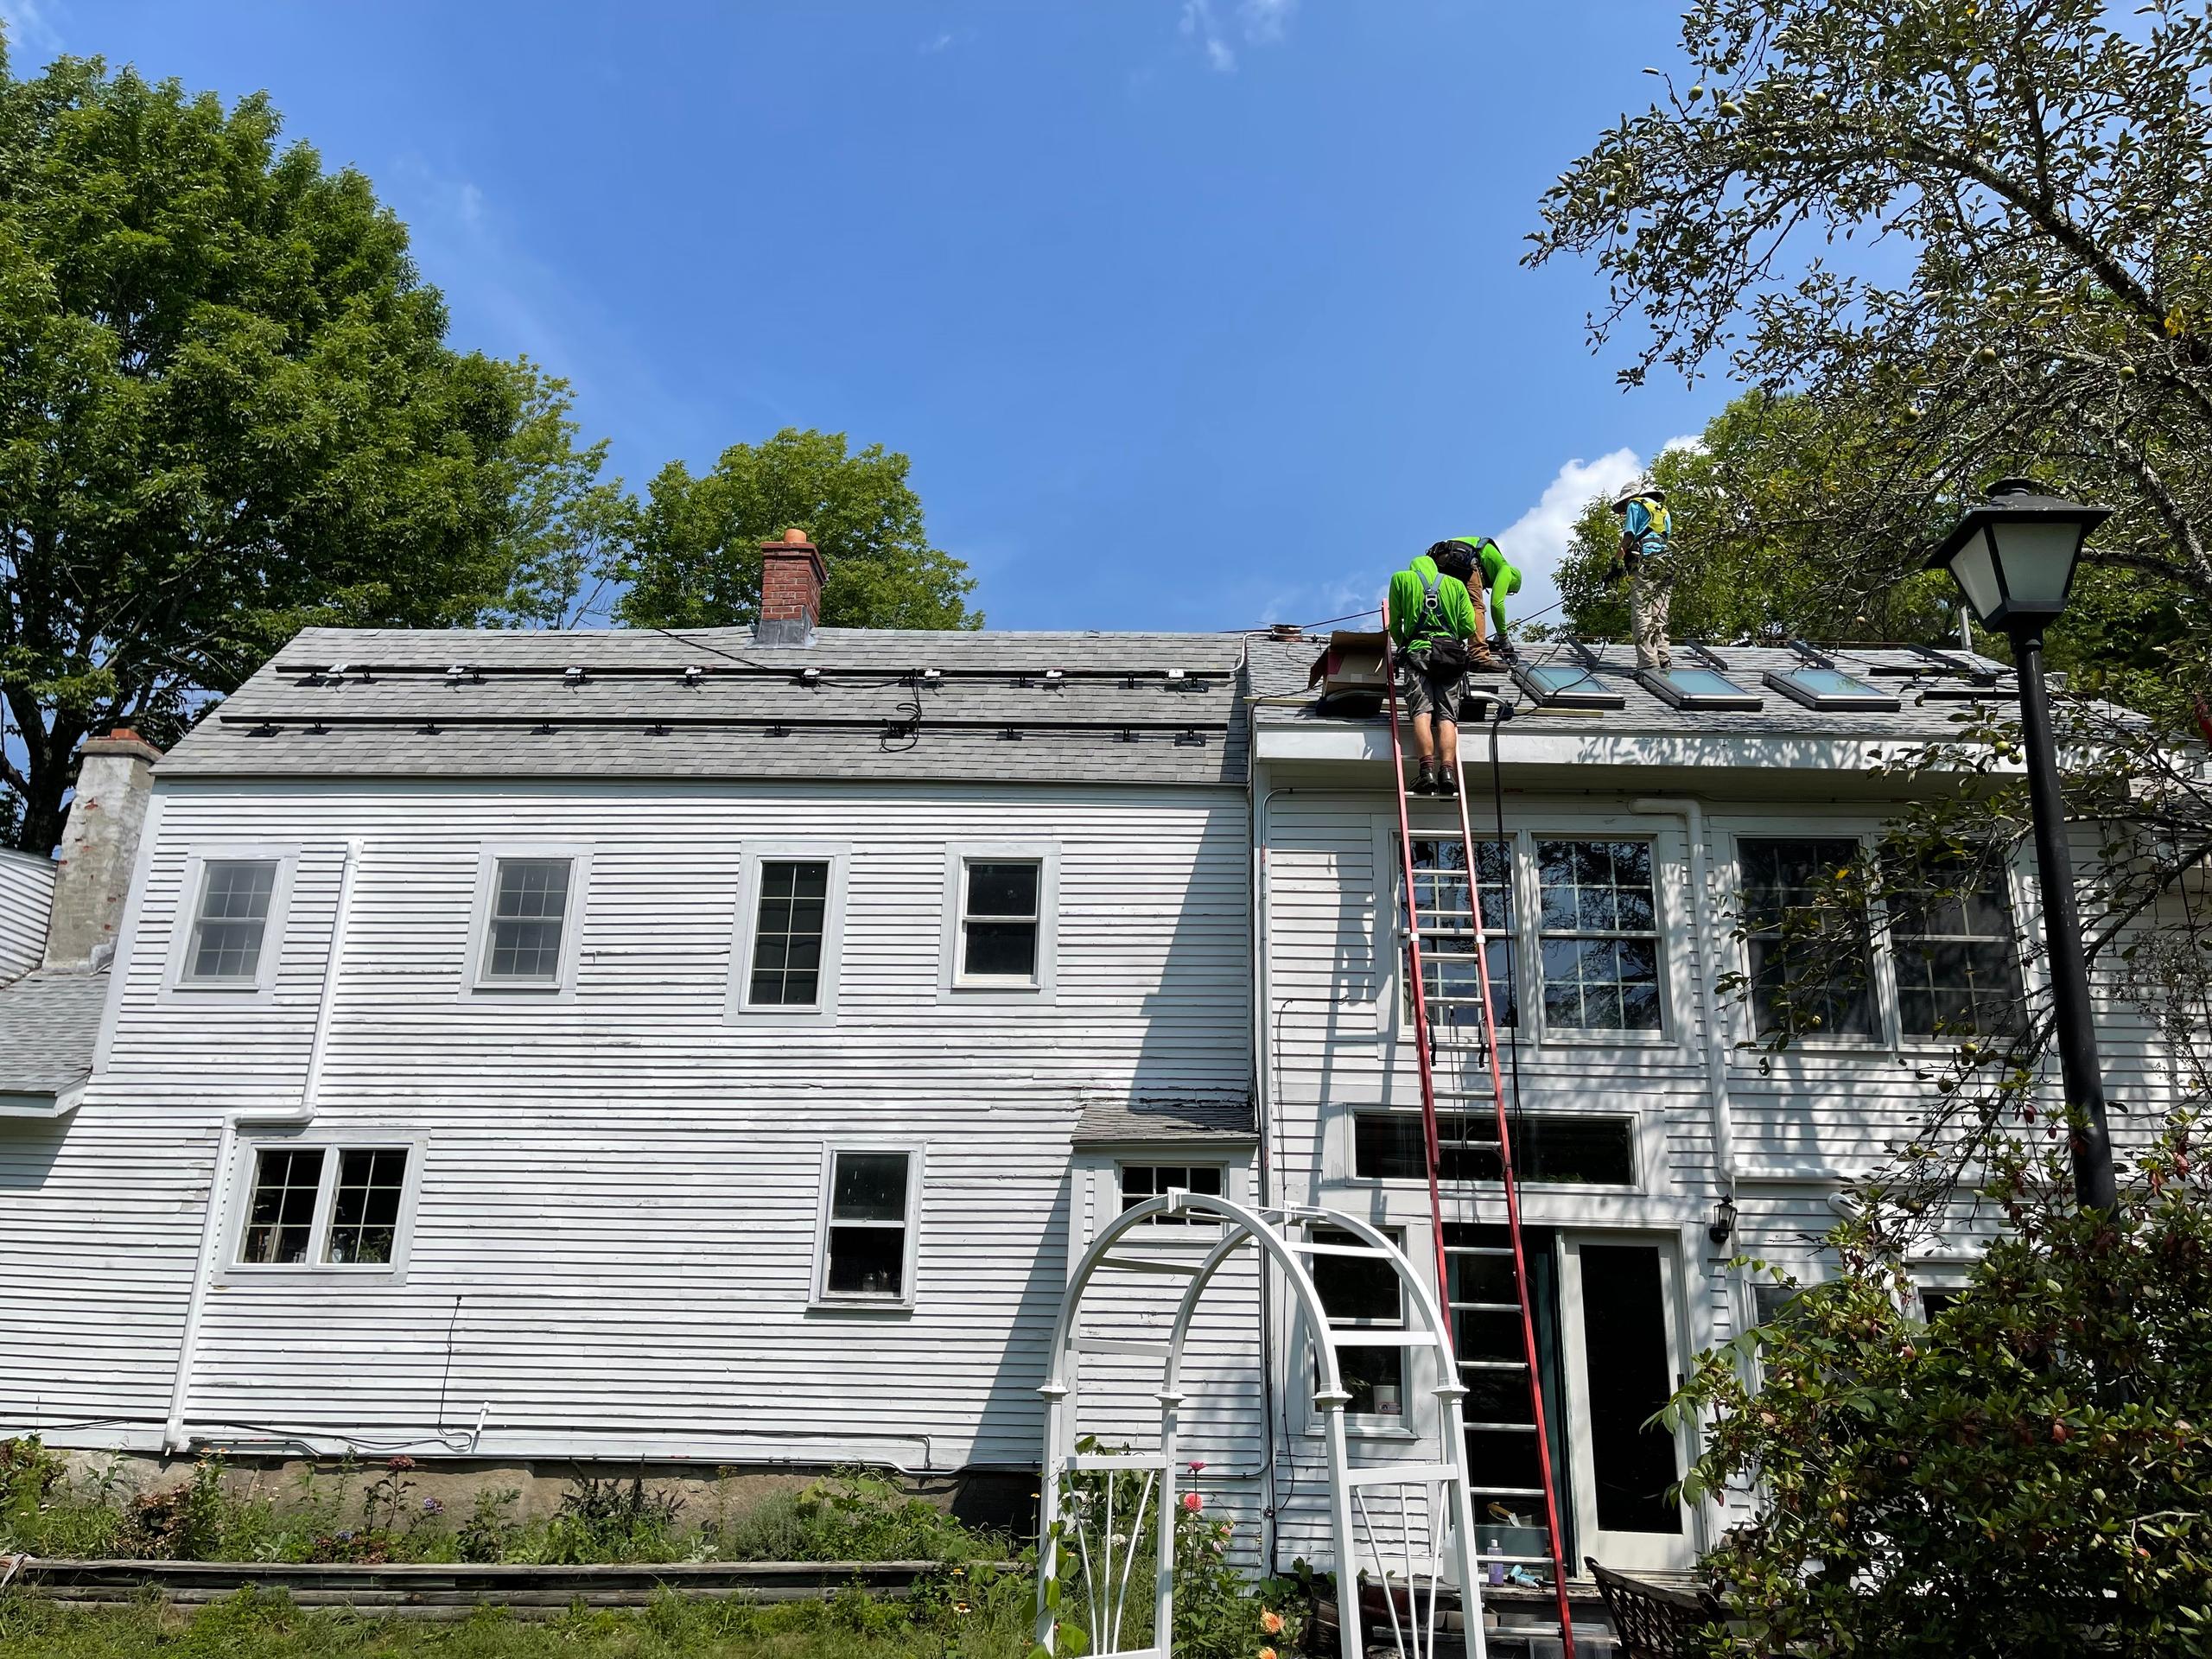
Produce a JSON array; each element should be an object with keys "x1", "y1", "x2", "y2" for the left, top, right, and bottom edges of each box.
[{"x1": 10, "y1": 1556, "x2": 1018, "y2": 1617}]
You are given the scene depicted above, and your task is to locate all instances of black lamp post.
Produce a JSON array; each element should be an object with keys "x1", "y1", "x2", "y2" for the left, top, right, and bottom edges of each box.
[{"x1": 1925, "y1": 478, "x2": 2118, "y2": 1211}]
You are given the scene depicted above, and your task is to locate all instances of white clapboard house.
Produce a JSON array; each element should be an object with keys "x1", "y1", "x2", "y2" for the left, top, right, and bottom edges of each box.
[{"x1": 0, "y1": 541, "x2": 2177, "y2": 1576}]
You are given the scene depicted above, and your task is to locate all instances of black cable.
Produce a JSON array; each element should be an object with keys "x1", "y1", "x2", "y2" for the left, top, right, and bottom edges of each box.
[{"x1": 1490, "y1": 704, "x2": 1527, "y2": 1148}]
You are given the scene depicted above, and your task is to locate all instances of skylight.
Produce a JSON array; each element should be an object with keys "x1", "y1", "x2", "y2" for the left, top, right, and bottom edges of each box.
[
  {"x1": 1763, "y1": 665, "x2": 1902, "y2": 713},
  {"x1": 1637, "y1": 664, "x2": 1764, "y2": 710},
  {"x1": 1511, "y1": 661, "x2": 1625, "y2": 711}
]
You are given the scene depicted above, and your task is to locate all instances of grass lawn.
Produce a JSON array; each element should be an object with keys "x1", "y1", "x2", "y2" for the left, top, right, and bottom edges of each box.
[{"x1": 0, "y1": 1589, "x2": 1041, "y2": 1659}]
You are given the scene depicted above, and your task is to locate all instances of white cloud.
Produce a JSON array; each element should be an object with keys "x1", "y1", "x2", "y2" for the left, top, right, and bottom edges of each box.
[
  {"x1": 0, "y1": 0, "x2": 62, "y2": 54},
  {"x1": 918, "y1": 30, "x2": 955, "y2": 54},
  {"x1": 1179, "y1": 0, "x2": 1293, "y2": 73},
  {"x1": 1496, "y1": 447, "x2": 1647, "y2": 630}
]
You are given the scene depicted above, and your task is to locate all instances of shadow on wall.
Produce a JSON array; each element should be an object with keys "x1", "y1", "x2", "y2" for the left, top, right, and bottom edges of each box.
[{"x1": 0, "y1": 1118, "x2": 68, "y2": 1192}]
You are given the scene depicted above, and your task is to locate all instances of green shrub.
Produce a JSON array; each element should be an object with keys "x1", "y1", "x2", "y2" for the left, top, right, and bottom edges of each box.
[
  {"x1": 1673, "y1": 1120, "x2": 2212, "y2": 1657},
  {"x1": 710, "y1": 1470, "x2": 1001, "y2": 1564}
]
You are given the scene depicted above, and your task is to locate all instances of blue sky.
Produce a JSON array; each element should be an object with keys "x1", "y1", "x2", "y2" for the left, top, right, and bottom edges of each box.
[{"x1": 3, "y1": 0, "x2": 1722, "y2": 633}]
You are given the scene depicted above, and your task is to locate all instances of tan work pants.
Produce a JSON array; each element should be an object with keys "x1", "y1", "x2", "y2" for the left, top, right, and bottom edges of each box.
[{"x1": 1630, "y1": 568, "x2": 1673, "y2": 671}]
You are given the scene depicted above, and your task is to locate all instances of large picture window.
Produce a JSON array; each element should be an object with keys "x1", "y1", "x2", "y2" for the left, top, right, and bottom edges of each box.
[
  {"x1": 1738, "y1": 837, "x2": 1877, "y2": 1039},
  {"x1": 1535, "y1": 840, "x2": 1663, "y2": 1033}
]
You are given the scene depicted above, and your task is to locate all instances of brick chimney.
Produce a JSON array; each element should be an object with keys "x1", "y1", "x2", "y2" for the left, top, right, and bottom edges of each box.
[
  {"x1": 44, "y1": 728, "x2": 161, "y2": 972},
  {"x1": 758, "y1": 527, "x2": 825, "y2": 646}
]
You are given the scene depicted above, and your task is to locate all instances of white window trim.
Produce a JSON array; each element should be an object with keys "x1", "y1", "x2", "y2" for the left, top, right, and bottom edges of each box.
[
  {"x1": 1302, "y1": 1221, "x2": 1423, "y2": 1441},
  {"x1": 220, "y1": 1130, "x2": 429, "y2": 1283},
  {"x1": 939, "y1": 842, "x2": 1058, "y2": 1002},
  {"x1": 462, "y1": 843, "x2": 592, "y2": 1002},
  {"x1": 810, "y1": 1141, "x2": 926, "y2": 1313},
  {"x1": 727, "y1": 842, "x2": 851, "y2": 1028},
  {"x1": 163, "y1": 846, "x2": 301, "y2": 1004}
]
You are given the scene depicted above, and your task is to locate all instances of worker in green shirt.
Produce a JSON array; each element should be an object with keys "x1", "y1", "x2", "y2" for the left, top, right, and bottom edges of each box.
[
  {"x1": 1388, "y1": 540, "x2": 1487, "y2": 797},
  {"x1": 1427, "y1": 537, "x2": 1523, "y2": 658}
]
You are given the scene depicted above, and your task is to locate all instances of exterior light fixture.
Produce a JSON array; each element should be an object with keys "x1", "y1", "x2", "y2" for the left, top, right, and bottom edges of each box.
[
  {"x1": 1707, "y1": 1194, "x2": 1737, "y2": 1247},
  {"x1": 1923, "y1": 477, "x2": 2110, "y2": 631},
  {"x1": 1925, "y1": 478, "x2": 2118, "y2": 1211}
]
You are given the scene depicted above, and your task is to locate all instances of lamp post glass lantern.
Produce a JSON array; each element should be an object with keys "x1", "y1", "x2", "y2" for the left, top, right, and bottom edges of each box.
[{"x1": 1924, "y1": 479, "x2": 2119, "y2": 1211}]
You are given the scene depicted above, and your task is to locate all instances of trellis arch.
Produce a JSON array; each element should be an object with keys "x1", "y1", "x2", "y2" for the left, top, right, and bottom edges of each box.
[{"x1": 1035, "y1": 1191, "x2": 1485, "y2": 1658}]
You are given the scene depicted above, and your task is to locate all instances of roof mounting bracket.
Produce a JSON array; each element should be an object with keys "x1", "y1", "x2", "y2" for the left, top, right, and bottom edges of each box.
[
  {"x1": 250, "y1": 722, "x2": 280, "y2": 737},
  {"x1": 533, "y1": 721, "x2": 557, "y2": 735},
  {"x1": 1174, "y1": 728, "x2": 1206, "y2": 747},
  {"x1": 445, "y1": 664, "x2": 477, "y2": 686},
  {"x1": 766, "y1": 722, "x2": 791, "y2": 738},
  {"x1": 1001, "y1": 727, "x2": 1024, "y2": 741},
  {"x1": 1908, "y1": 642, "x2": 1999, "y2": 685},
  {"x1": 1116, "y1": 728, "x2": 1138, "y2": 743},
  {"x1": 1785, "y1": 638, "x2": 1837, "y2": 670},
  {"x1": 797, "y1": 666, "x2": 822, "y2": 689},
  {"x1": 563, "y1": 665, "x2": 587, "y2": 687},
  {"x1": 682, "y1": 665, "x2": 705, "y2": 686}
]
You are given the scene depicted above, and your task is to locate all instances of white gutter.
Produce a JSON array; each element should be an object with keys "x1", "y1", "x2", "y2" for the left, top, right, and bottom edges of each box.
[
  {"x1": 163, "y1": 840, "x2": 361, "y2": 1454},
  {"x1": 1630, "y1": 800, "x2": 1737, "y2": 1205}
]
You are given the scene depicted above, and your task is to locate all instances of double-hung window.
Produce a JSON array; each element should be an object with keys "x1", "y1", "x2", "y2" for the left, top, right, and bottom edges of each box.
[
  {"x1": 944, "y1": 845, "x2": 1057, "y2": 995},
  {"x1": 1402, "y1": 838, "x2": 1516, "y2": 1031},
  {"x1": 236, "y1": 1143, "x2": 416, "y2": 1270},
  {"x1": 1312, "y1": 1225, "x2": 1407, "y2": 1422},
  {"x1": 1119, "y1": 1163, "x2": 1224, "y2": 1224},
  {"x1": 1887, "y1": 853, "x2": 2026, "y2": 1039},
  {"x1": 816, "y1": 1148, "x2": 920, "y2": 1306},
  {"x1": 1739, "y1": 837, "x2": 1877, "y2": 1039},
  {"x1": 749, "y1": 861, "x2": 829, "y2": 1005},
  {"x1": 471, "y1": 849, "x2": 586, "y2": 995},
  {"x1": 174, "y1": 855, "x2": 292, "y2": 994},
  {"x1": 1535, "y1": 840, "x2": 1663, "y2": 1033}
]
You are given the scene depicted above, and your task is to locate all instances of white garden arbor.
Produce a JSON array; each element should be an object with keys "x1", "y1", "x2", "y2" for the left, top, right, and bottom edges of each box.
[{"x1": 1035, "y1": 1191, "x2": 1487, "y2": 1659}]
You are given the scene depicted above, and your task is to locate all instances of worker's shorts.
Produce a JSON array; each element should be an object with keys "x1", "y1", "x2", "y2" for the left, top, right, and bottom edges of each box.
[{"x1": 1400, "y1": 656, "x2": 1466, "y2": 724}]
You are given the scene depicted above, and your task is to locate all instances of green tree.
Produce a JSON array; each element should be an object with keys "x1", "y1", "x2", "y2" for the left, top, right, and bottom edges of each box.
[
  {"x1": 484, "y1": 365, "x2": 638, "y2": 630},
  {"x1": 1550, "y1": 390, "x2": 1963, "y2": 645},
  {"x1": 1671, "y1": 1122, "x2": 2212, "y2": 1657},
  {"x1": 0, "y1": 42, "x2": 533, "y2": 850},
  {"x1": 618, "y1": 429, "x2": 979, "y2": 632},
  {"x1": 1526, "y1": 0, "x2": 2212, "y2": 710}
]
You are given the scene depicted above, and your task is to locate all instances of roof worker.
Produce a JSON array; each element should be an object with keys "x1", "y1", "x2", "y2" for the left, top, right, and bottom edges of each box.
[
  {"x1": 1610, "y1": 482, "x2": 1675, "y2": 672},
  {"x1": 1427, "y1": 537, "x2": 1523, "y2": 662},
  {"x1": 1388, "y1": 538, "x2": 1487, "y2": 798}
]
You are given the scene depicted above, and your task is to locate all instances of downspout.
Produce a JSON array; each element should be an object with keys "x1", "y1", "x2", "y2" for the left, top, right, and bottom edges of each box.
[
  {"x1": 164, "y1": 839, "x2": 361, "y2": 1455},
  {"x1": 1248, "y1": 684, "x2": 1282, "y2": 1573},
  {"x1": 1630, "y1": 800, "x2": 1737, "y2": 1198}
]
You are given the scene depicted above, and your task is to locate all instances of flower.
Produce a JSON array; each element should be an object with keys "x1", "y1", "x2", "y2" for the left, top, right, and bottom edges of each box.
[
  {"x1": 1187, "y1": 1459, "x2": 1206, "y2": 1473},
  {"x1": 385, "y1": 1455, "x2": 416, "y2": 1471},
  {"x1": 1262, "y1": 1610, "x2": 1286, "y2": 1635},
  {"x1": 1260, "y1": 1648, "x2": 1279, "y2": 1659},
  {"x1": 421, "y1": 1497, "x2": 445, "y2": 1516},
  {"x1": 953, "y1": 1601, "x2": 971, "y2": 1615},
  {"x1": 1181, "y1": 1492, "x2": 1204, "y2": 1513}
]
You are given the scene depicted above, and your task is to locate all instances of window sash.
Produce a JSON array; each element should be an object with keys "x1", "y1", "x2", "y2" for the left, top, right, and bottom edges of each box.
[
  {"x1": 959, "y1": 859, "x2": 1042, "y2": 981},
  {"x1": 1887, "y1": 857, "x2": 2026, "y2": 1039},
  {"x1": 1535, "y1": 839, "x2": 1662, "y2": 1033},
  {"x1": 748, "y1": 859, "x2": 831, "y2": 1007},
  {"x1": 237, "y1": 1144, "x2": 411, "y2": 1269},
  {"x1": 482, "y1": 857, "x2": 573, "y2": 983},
  {"x1": 1404, "y1": 838, "x2": 1516, "y2": 1030},
  {"x1": 1312, "y1": 1225, "x2": 1406, "y2": 1419},
  {"x1": 1119, "y1": 1163, "x2": 1224, "y2": 1224},
  {"x1": 1351, "y1": 1111, "x2": 1637, "y2": 1185},
  {"x1": 187, "y1": 859, "x2": 279, "y2": 983},
  {"x1": 1739, "y1": 836, "x2": 1877, "y2": 1039},
  {"x1": 822, "y1": 1150, "x2": 914, "y2": 1300}
]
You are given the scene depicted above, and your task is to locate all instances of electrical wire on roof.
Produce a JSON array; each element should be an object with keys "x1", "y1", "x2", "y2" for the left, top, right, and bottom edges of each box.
[{"x1": 645, "y1": 624, "x2": 919, "y2": 690}]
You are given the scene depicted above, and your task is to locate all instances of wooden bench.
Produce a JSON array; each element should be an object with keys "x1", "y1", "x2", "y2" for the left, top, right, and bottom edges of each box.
[{"x1": 1586, "y1": 1558, "x2": 1732, "y2": 1659}]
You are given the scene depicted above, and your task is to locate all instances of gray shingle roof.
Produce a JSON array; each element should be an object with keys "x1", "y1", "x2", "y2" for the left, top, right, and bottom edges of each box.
[
  {"x1": 1072, "y1": 1096, "x2": 1257, "y2": 1145},
  {"x1": 162, "y1": 626, "x2": 1251, "y2": 788},
  {"x1": 0, "y1": 967, "x2": 107, "y2": 1097},
  {"x1": 1246, "y1": 635, "x2": 2036, "y2": 742}
]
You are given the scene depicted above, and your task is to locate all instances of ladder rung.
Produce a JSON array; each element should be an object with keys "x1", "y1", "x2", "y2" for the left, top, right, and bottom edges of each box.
[
  {"x1": 1464, "y1": 1421, "x2": 1539, "y2": 1433},
  {"x1": 1445, "y1": 1245, "x2": 1517, "y2": 1257},
  {"x1": 1344, "y1": 1462, "x2": 1461, "y2": 1487},
  {"x1": 1471, "y1": 1486, "x2": 1548, "y2": 1498},
  {"x1": 1446, "y1": 1300, "x2": 1522, "y2": 1313},
  {"x1": 1097, "y1": 1255, "x2": 1208, "y2": 1275},
  {"x1": 1474, "y1": 1553, "x2": 1557, "y2": 1566},
  {"x1": 1459, "y1": 1359, "x2": 1529, "y2": 1371}
]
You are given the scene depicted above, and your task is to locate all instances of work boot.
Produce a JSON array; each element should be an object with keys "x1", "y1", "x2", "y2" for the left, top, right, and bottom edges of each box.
[
  {"x1": 1439, "y1": 766, "x2": 1460, "y2": 799},
  {"x1": 1467, "y1": 641, "x2": 1503, "y2": 672},
  {"x1": 1414, "y1": 763, "x2": 1437, "y2": 796}
]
